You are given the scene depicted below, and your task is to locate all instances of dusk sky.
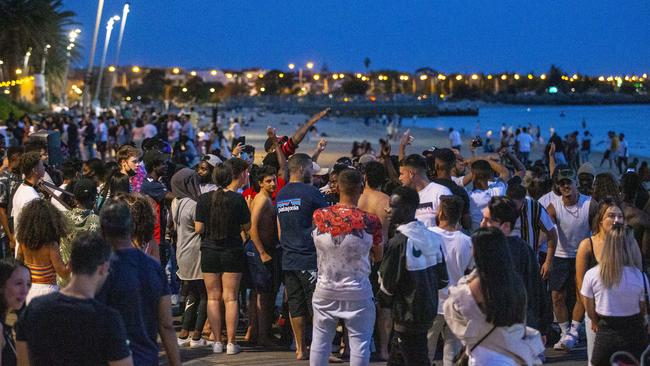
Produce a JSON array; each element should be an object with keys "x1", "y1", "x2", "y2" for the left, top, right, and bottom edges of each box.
[{"x1": 63, "y1": 0, "x2": 650, "y2": 75}]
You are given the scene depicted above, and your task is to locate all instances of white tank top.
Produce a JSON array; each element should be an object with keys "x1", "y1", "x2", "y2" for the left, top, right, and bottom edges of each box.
[{"x1": 554, "y1": 194, "x2": 591, "y2": 258}]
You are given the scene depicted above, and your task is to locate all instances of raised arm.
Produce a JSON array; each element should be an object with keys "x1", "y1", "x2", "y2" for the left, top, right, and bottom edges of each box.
[
  {"x1": 290, "y1": 108, "x2": 330, "y2": 146},
  {"x1": 502, "y1": 148, "x2": 526, "y2": 178},
  {"x1": 398, "y1": 129, "x2": 413, "y2": 162},
  {"x1": 379, "y1": 141, "x2": 399, "y2": 184},
  {"x1": 311, "y1": 138, "x2": 327, "y2": 163},
  {"x1": 548, "y1": 142, "x2": 557, "y2": 176},
  {"x1": 268, "y1": 126, "x2": 288, "y2": 182}
]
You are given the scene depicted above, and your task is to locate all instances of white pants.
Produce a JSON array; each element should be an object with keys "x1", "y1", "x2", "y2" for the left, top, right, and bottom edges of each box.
[
  {"x1": 428, "y1": 314, "x2": 462, "y2": 365},
  {"x1": 26, "y1": 283, "x2": 59, "y2": 304},
  {"x1": 310, "y1": 296, "x2": 375, "y2": 366}
]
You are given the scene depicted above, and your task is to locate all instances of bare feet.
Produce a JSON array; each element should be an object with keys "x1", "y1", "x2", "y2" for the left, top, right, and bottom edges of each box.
[{"x1": 295, "y1": 349, "x2": 308, "y2": 360}]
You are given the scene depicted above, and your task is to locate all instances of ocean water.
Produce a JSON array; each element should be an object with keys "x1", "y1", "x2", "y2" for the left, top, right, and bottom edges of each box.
[{"x1": 404, "y1": 104, "x2": 650, "y2": 157}]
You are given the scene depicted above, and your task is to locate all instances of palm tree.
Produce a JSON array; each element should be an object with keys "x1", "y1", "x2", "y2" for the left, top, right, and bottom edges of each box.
[{"x1": 0, "y1": 0, "x2": 78, "y2": 100}]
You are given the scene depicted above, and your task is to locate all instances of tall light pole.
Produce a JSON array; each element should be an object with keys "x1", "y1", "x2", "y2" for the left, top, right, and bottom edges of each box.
[
  {"x1": 83, "y1": 0, "x2": 105, "y2": 112},
  {"x1": 93, "y1": 15, "x2": 120, "y2": 108},
  {"x1": 107, "y1": 3, "x2": 130, "y2": 107},
  {"x1": 23, "y1": 47, "x2": 32, "y2": 73},
  {"x1": 61, "y1": 29, "x2": 81, "y2": 106}
]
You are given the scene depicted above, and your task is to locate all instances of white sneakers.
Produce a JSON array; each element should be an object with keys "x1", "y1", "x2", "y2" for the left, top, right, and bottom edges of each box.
[
  {"x1": 226, "y1": 343, "x2": 241, "y2": 355},
  {"x1": 553, "y1": 332, "x2": 578, "y2": 351},
  {"x1": 190, "y1": 338, "x2": 214, "y2": 349},
  {"x1": 213, "y1": 342, "x2": 224, "y2": 353},
  {"x1": 179, "y1": 337, "x2": 215, "y2": 349},
  {"x1": 177, "y1": 337, "x2": 191, "y2": 347}
]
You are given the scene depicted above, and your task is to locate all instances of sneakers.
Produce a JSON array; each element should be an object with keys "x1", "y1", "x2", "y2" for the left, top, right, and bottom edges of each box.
[
  {"x1": 226, "y1": 343, "x2": 241, "y2": 355},
  {"x1": 212, "y1": 342, "x2": 224, "y2": 354},
  {"x1": 190, "y1": 338, "x2": 214, "y2": 349},
  {"x1": 177, "y1": 337, "x2": 191, "y2": 347},
  {"x1": 553, "y1": 333, "x2": 577, "y2": 351}
]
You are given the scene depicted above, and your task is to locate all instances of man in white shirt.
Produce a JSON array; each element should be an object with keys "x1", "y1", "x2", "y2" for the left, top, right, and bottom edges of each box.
[
  {"x1": 448, "y1": 128, "x2": 462, "y2": 151},
  {"x1": 427, "y1": 195, "x2": 472, "y2": 366},
  {"x1": 399, "y1": 154, "x2": 452, "y2": 228},
  {"x1": 12, "y1": 151, "x2": 44, "y2": 257},
  {"x1": 546, "y1": 166, "x2": 596, "y2": 351},
  {"x1": 466, "y1": 159, "x2": 509, "y2": 230},
  {"x1": 516, "y1": 127, "x2": 534, "y2": 166},
  {"x1": 167, "y1": 114, "x2": 182, "y2": 144}
]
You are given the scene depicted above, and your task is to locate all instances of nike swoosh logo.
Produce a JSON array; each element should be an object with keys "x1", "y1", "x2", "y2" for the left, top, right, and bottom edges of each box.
[{"x1": 412, "y1": 247, "x2": 422, "y2": 257}]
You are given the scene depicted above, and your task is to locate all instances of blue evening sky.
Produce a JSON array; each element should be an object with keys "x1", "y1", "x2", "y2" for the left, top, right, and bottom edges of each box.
[{"x1": 63, "y1": 0, "x2": 650, "y2": 75}]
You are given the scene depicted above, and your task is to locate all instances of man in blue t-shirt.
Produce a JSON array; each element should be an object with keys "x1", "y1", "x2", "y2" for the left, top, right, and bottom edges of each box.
[
  {"x1": 276, "y1": 153, "x2": 328, "y2": 360},
  {"x1": 97, "y1": 201, "x2": 181, "y2": 366}
]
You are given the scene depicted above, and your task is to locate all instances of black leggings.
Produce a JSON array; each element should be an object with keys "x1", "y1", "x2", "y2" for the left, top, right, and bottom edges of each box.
[{"x1": 181, "y1": 280, "x2": 208, "y2": 336}]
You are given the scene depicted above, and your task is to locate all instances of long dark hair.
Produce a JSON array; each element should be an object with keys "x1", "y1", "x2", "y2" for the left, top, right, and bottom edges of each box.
[
  {"x1": 471, "y1": 227, "x2": 526, "y2": 326},
  {"x1": 209, "y1": 163, "x2": 233, "y2": 241},
  {"x1": 0, "y1": 259, "x2": 29, "y2": 318}
]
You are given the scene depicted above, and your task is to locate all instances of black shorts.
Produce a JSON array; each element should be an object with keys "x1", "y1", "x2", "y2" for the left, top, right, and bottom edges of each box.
[
  {"x1": 283, "y1": 270, "x2": 316, "y2": 318},
  {"x1": 549, "y1": 257, "x2": 576, "y2": 292},
  {"x1": 200, "y1": 246, "x2": 245, "y2": 274}
]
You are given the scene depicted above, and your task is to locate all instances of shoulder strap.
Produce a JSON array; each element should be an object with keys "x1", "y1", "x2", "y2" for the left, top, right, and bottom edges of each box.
[
  {"x1": 642, "y1": 271, "x2": 649, "y2": 306},
  {"x1": 470, "y1": 325, "x2": 497, "y2": 352},
  {"x1": 589, "y1": 237, "x2": 597, "y2": 264}
]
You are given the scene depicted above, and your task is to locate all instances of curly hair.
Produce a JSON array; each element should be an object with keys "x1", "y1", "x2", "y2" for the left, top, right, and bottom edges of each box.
[
  {"x1": 16, "y1": 199, "x2": 70, "y2": 250},
  {"x1": 110, "y1": 193, "x2": 155, "y2": 249},
  {"x1": 592, "y1": 172, "x2": 620, "y2": 203}
]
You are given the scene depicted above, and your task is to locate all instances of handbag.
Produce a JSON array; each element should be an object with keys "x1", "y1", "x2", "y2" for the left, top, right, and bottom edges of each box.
[{"x1": 453, "y1": 326, "x2": 497, "y2": 366}]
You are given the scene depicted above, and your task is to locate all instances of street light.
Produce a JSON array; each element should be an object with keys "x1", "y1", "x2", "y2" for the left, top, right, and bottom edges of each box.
[
  {"x1": 61, "y1": 29, "x2": 81, "y2": 105},
  {"x1": 288, "y1": 63, "x2": 295, "y2": 70},
  {"x1": 107, "y1": 2, "x2": 130, "y2": 106},
  {"x1": 306, "y1": 62, "x2": 314, "y2": 70},
  {"x1": 131, "y1": 65, "x2": 140, "y2": 73},
  {"x1": 84, "y1": 0, "x2": 105, "y2": 112},
  {"x1": 93, "y1": 15, "x2": 120, "y2": 108}
]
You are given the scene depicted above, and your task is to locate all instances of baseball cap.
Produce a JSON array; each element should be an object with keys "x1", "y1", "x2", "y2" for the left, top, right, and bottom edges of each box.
[
  {"x1": 577, "y1": 162, "x2": 595, "y2": 177},
  {"x1": 358, "y1": 154, "x2": 377, "y2": 165},
  {"x1": 555, "y1": 166, "x2": 576, "y2": 182},
  {"x1": 201, "y1": 154, "x2": 222, "y2": 167},
  {"x1": 313, "y1": 162, "x2": 329, "y2": 176},
  {"x1": 422, "y1": 147, "x2": 437, "y2": 157}
]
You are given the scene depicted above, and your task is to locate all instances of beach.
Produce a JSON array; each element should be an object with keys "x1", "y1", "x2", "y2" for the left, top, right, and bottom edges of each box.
[{"x1": 236, "y1": 110, "x2": 649, "y2": 172}]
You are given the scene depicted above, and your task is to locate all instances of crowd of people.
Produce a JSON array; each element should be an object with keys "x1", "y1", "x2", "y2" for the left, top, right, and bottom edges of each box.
[{"x1": 0, "y1": 105, "x2": 647, "y2": 366}]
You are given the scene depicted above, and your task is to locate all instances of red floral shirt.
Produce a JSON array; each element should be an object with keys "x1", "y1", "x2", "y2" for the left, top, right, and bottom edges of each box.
[{"x1": 313, "y1": 205, "x2": 382, "y2": 247}]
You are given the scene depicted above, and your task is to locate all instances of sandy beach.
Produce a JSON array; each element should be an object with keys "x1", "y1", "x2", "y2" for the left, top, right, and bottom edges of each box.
[{"x1": 234, "y1": 110, "x2": 648, "y2": 173}]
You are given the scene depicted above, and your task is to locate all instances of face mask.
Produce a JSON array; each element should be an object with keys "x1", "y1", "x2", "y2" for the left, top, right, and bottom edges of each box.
[{"x1": 126, "y1": 168, "x2": 137, "y2": 177}]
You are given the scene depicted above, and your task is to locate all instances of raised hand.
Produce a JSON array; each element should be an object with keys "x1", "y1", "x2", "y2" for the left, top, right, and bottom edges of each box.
[
  {"x1": 399, "y1": 129, "x2": 414, "y2": 148},
  {"x1": 317, "y1": 138, "x2": 327, "y2": 152}
]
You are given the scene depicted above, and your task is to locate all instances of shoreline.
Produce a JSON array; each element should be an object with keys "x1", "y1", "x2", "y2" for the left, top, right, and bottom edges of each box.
[{"x1": 236, "y1": 111, "x2": 650, "y2": 170}]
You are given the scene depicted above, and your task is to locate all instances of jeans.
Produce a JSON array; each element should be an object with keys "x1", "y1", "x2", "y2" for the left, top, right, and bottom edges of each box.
[
  {"x1": 387, "y1": 330, "x2": 429, "y2": 366},
  {"x1": 310, "y1": 296, "x2": 375, "y2": 366},
  {"x1": 427, "y1": 314, "x2": 462, "y2": 365}
]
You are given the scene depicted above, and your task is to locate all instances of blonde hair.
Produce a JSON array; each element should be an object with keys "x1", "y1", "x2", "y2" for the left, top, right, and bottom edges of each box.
[{"x1": 599, "y1": 226, "x2": 642, "y2": 288}]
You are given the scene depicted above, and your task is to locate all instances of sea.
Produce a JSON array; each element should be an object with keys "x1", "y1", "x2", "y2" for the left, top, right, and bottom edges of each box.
[{"x1": 403, "y1": 104, "x2": 650, "y2": 158}]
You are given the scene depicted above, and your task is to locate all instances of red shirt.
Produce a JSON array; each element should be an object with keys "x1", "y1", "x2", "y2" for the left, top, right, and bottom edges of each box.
[{"x1": 242, "y1": 177, "x2": 286, "y2": 202}]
